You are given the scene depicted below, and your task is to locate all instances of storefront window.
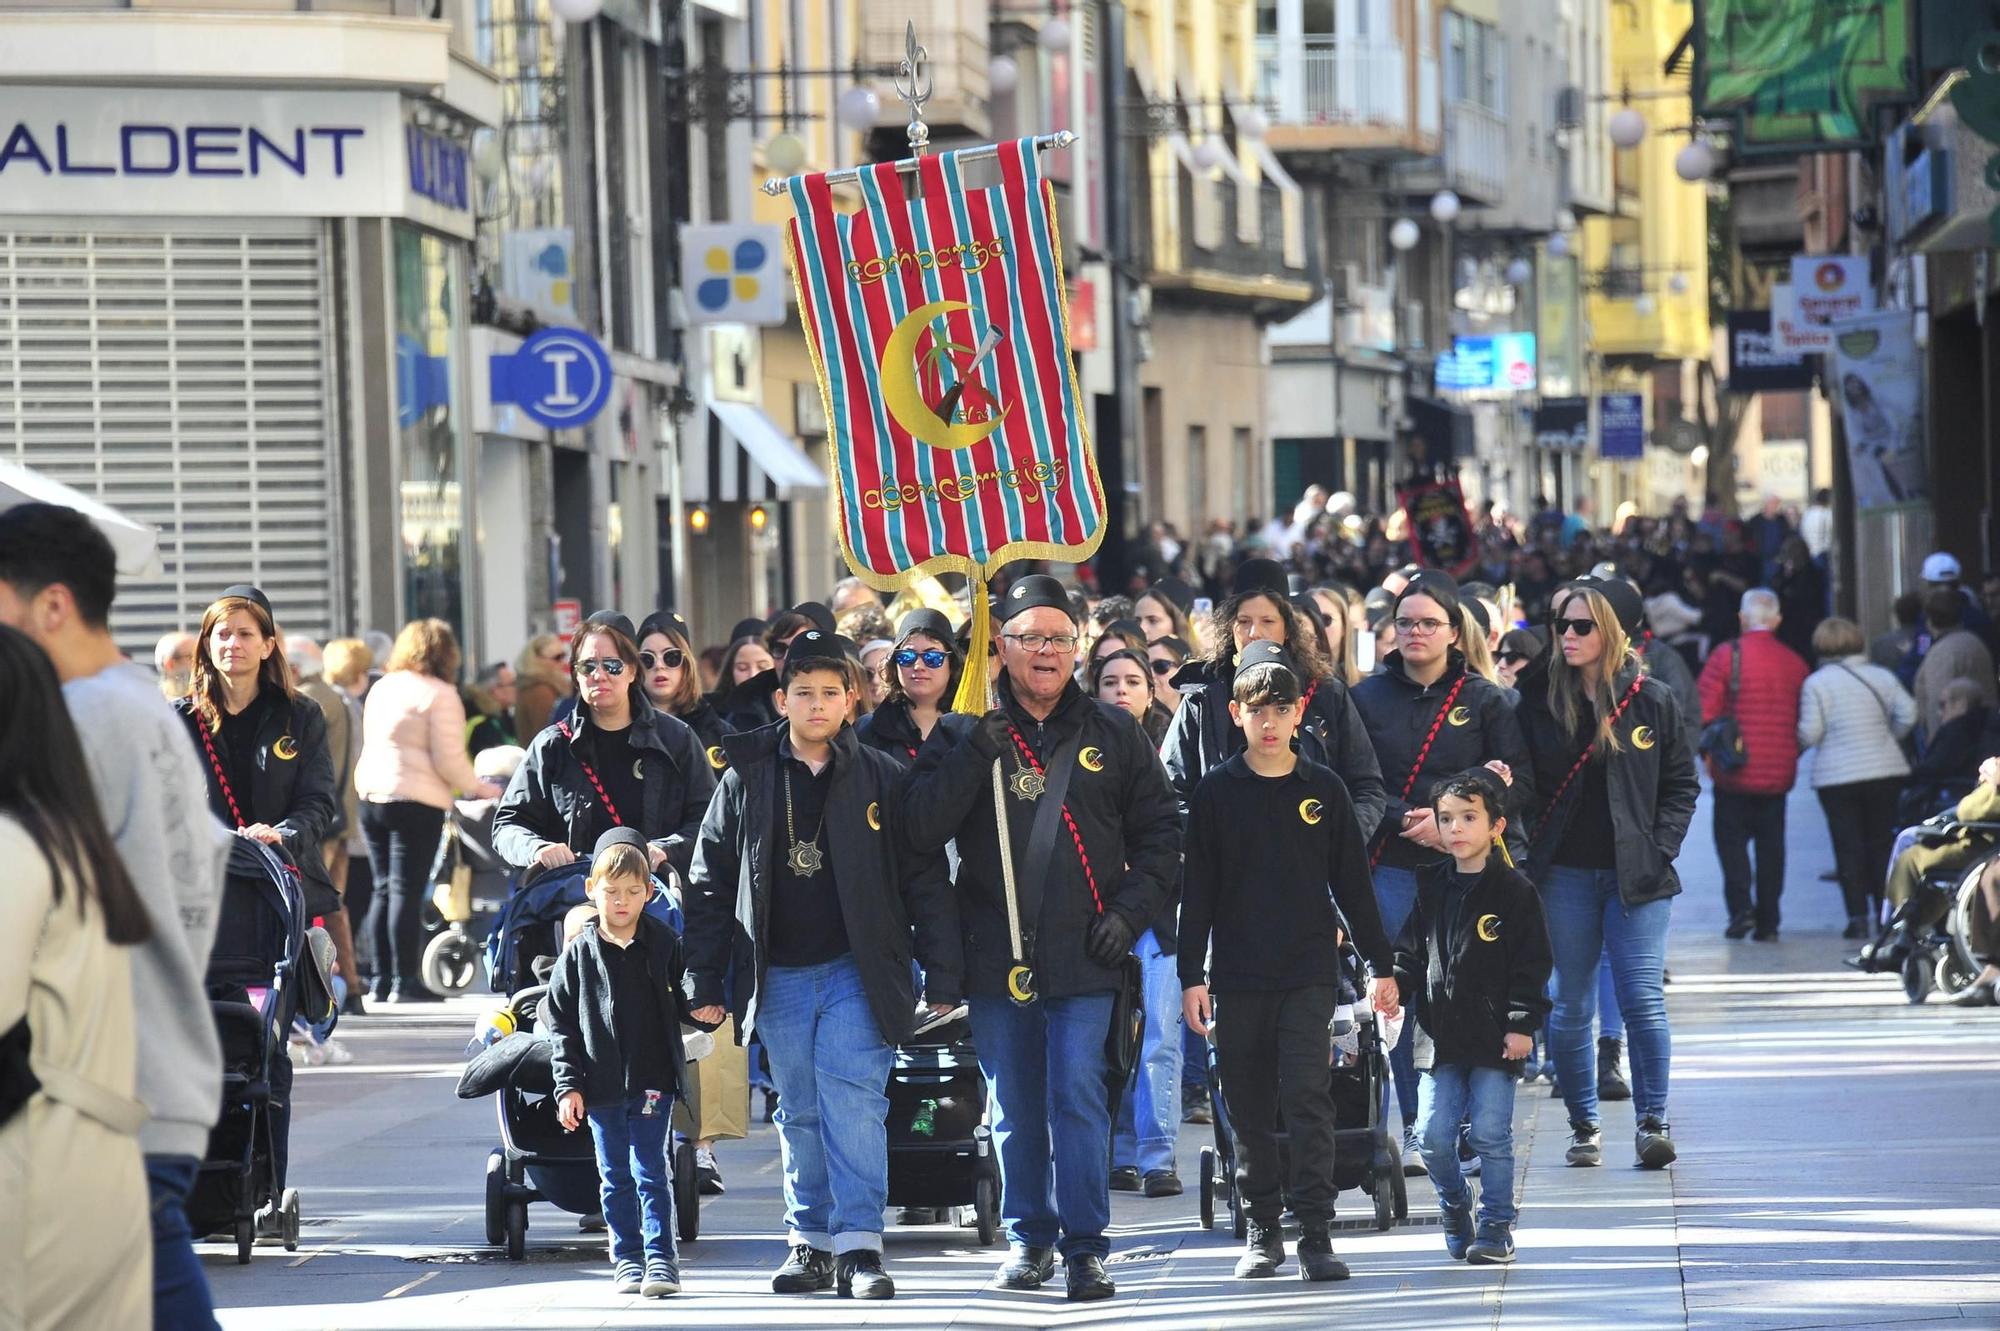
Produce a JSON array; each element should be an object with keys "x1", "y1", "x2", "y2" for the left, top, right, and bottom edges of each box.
[{"x1": 394, "y1": 224, "x2": 467, "y2": 643}]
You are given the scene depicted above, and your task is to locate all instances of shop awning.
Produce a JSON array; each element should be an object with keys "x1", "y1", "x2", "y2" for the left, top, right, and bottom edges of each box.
[{"x1": 686, "y1": 400, "x2": 828, "y2": 503}]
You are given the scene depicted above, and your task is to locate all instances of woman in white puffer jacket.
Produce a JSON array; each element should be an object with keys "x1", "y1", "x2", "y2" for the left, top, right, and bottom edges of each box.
[{"x1": 1797, "y1": 617, "x2": 1918, "y2": 939}]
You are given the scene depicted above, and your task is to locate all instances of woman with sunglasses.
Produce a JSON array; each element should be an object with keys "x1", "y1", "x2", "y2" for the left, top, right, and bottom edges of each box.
[
  {"x1": 638, "y1": 612, "x2": 732, "y2": 770},
  {"x1": 856, "y1": 610, "x2": 961, "y2": 766},
  {"x1": 1147, "y1": 636, "x2": 1192, "y2": 714},
  {"x1": 1516, "y1": 580, "x2": 1697, "y2": 1172},
  {"x1": 1308, "y1": 585, "x2": 1362, "y2": 686},
  {"x1": 1350, "y1": 574, "x2": 1532, "y2": 1174},
  {"x1": 494, "y1": 619, "x2": 718, "y2": 890}
]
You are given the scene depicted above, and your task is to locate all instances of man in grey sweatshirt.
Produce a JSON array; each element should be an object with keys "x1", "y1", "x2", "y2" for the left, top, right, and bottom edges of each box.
[{"x1": 0, "y1": 503, "x2": 231, "y2": 1331}]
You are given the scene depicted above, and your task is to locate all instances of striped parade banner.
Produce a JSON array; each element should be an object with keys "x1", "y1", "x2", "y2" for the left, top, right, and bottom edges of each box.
[{"x1": 783, "y1": 138, "x2": 1106, "y2": 635}]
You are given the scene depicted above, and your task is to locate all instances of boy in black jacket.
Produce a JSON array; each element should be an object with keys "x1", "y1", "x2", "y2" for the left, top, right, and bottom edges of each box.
[
  {"x1": 1393, "y1": 768, "x2": 1553, "y2": 1267},
  {"x1": 547, "y1": 827, "x2": 706, "y2": 1298},
  {"x1": 1179, "y1": 641, "x2": 1401, "y2": 1284}
]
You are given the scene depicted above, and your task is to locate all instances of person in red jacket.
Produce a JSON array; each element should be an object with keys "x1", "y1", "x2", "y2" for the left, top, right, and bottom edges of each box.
[{"x1": 1698, "y1": 588, "x2": 1811, "y2": 940}]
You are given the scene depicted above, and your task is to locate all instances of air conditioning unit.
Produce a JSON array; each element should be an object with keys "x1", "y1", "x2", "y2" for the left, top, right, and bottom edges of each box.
[
  {"x1": 1555, "y1": 86, "x2": 1583, "y2": 131},
  {"x1": 1330, "y1": 262, "x2": 1363, "y2": 306}
]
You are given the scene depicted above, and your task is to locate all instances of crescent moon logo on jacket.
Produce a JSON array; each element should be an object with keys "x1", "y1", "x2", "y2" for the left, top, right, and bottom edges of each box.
[
  {"x1": 1079, "y1": 746, "x2": 1105, "y2": 772},
  {"x1": 1299, "y1": 799, "x2": 1324, "y2": 826},
  {"x1": 706, "y1": 745, "x2": 728, "y2": 770},
  {"x1": 272, "y1": 736, "x2": 298, "y2": 761},
  {"x1": 632, "y1": 759, "x2": 646, "y2": 780},
  {"x1": 1447, "y1": 705, "x2": 1472, "y2": 727},
  {"x1": 1476, "y1": 914, "x2": 1502, "y2": 942},
  {"x1": 1631, "y1": 725, "x2": 1656, "y2": 750},
  {"x1": 867, "y1": 801, "x2": 882, "y2": 831}
]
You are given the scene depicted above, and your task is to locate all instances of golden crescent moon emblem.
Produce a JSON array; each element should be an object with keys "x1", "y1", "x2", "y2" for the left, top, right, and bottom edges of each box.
[
  {"x1": 867, "y1": 801, "x2": 882, "y2": 831},
  {"x1": 271, "y1": 736, "x2": 298, "y2": 761},
  {"x1": 706, "y1": 745, "x2": 728, "y2": 770},
  {"x1": 1079, "y1": 747, "x2": 1105, "y2": 773},
  {"x1": 1447, "y1": 705, "x2": 1472, "y2": 727},
  {"x1": 880, "y1": 300, "x2": 1011, "y2": 451},
  {"x1": 1632, "y1": 725, "x2": 1656, "y2": 750},
  {"x1": 1299, "y1": 799, "x2": 1324, "y2": 826},
  {"x1": 1006, "y1": 964, "x2": 1038, "y2": 1003},
  {"x1": 1476, "y1": 914, "x2": 1502, "y2": 942}
]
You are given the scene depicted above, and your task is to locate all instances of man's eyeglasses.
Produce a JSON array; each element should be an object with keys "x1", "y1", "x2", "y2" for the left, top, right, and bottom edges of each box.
[
  {"x1": 576, "y1": 657, "x2": 627, "y2": 678},
  {"x1": 1552, "y1": 618, "x2": 1597, "y2": 639},
  {"x1": 639, "y1": 648, "x2": 687, "y2": 671},
  {"x1": 1003, "y1": 632, "x2": 1079, "y2": 654},
  {"x1": 1394, "y1": 617, "x2": 1452, "y2": 637},
  {"x1": 894, "y1": 648, "x2": 949, "y2": 669}
]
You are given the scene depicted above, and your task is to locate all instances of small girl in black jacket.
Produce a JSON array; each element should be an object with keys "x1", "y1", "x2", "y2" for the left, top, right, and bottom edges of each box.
[{"x1": 1392, "y1": 769, "x2": 1552, "y2": 1269}]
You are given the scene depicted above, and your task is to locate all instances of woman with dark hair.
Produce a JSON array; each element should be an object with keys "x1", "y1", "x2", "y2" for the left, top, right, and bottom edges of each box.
[
  {"x1": 639, "y1": 612, "x2": 732, "y2": 769},
  {"x1": 1090, "y1": 648, "x2": 1171, "y2": 746},
  {"x1": 1, "y1": 624, "x2": 155, "y2": 1330},
  {"x1": 1087, "y1": 619, "x2": 1149, "y2": 673},
  {"x1": 1147, "y1": 635, "x2": 1193, "y2": 715},
  {"x1": 1134, "y1": 583, "x2": 1194, "y2": 647},
  {"x1": 1517, "y1": 580, "x2": 1699, "y2": 1172},
  {"x1": 1351, "y1": 574, "x2": 1531, "y2": 1171},
  {"x1": 175, "y1": 583, "x2": 336, "y2": 1206},
  {"x1": 493, "y1": 620, "x2": 718, "y2": 886},
  {"x1": 856, "y1": 609, "x2": 961, "y2": 764}
]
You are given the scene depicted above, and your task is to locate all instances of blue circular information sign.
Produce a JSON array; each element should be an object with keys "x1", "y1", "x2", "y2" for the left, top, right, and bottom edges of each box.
[{"x1": 498, "y1": 327, "x2": 614, "y2": 430}]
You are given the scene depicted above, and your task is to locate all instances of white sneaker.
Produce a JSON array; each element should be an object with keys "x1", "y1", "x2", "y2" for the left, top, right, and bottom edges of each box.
[
  {"x1": 316, "y1": 1038, "x2": 354, "y2": 1065},
  {"x1": 1401, "y1": 1127, "x2": 1428, "y2": 1176}
]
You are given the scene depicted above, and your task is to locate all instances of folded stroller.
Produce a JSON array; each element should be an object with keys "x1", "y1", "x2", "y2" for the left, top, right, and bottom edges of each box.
[{"x1": 886, "y1": 1006, "x2": 1000, "y2": 1244}]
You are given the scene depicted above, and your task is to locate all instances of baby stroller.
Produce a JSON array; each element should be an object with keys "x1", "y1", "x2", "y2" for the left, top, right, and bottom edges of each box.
[
  {"x1": 1196, "y1": 942, "x2": 1407, "y2": 1236},
  {"x1": 422, "y1": 746, "x2": 526, "y2": 997},
  {"x1": 885, "y1": 1005, "x2": 1000, "y2": 1244},
  {"x1": 189, "y1": 839, "x2": 313, "y2": 1264},
  {"x1": 480, "y1": 859, "x2": 703, "y2": 1258}
]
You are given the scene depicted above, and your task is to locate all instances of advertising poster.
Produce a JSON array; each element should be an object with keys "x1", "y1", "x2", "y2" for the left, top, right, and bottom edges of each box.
[{"x1": 1828, "y1": 310, "x2": 1925, "y2": 511}]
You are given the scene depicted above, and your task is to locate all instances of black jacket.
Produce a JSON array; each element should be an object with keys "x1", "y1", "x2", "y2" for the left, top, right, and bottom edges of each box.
[
  {"x1": 1392, "y1": 858, "x2": 1553, "y2": 1072},
  {"x1": 684, "y1": 721, "x2": 960, "y2": 1045},
  {"x1": 670, "y1": 698, "x2": 735, "y2": 775},
  {"x1": 493, "y1": 700, "x2": 718, "y2": 885},
  {"x1": 1637, "y1": 634, "x2": 1702, "y2": 734},
  {"x1": 854, "y1": 699, "x2": 932, "y2": 766},
  {"x1": 1516, "y1": 657, "x2": 1701, "y2": 907},
  {"x1": 715, "y1": 670, "x2": 780, "y2": 732},
  {"x1": 177, "y1": 690, "x2": 340, "y2": 912},
  {"x1": 1351, "y1": 652, "x2": 1532, "y2": 868},
  {"x1": 902, "y1": 678, "x2": 1183, "y2": 1001},
  {"x1": 544, "y1": 913, "x2": 705, "y2": 1110}
]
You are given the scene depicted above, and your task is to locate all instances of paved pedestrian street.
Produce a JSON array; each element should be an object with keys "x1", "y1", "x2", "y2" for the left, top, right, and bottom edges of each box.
[{"x1": 210, "y1": 786, "x2": 2000, "y2": 1330}]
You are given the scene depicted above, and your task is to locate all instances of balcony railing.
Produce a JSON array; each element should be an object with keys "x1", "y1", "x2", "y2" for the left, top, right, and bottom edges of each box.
[
  {"x1": 1254, "y1": 34, "x2": 1408, "y2": 131},
  {"x1": 1443, "y1": 100, "x2": 1507, "y2": 204}
]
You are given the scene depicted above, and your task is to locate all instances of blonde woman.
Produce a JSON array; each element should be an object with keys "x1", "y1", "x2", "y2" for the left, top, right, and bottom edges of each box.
[
  {"x1": 513, "y1": 633, "x2": 573, "y2": 742},
  {"x1": 1517, "y1": 580, "x2": 1698, "y2": 1172},
  {"x1": 1308, "y1": 585, "x2": 1361, "y2": 687},
  {"x1": 353, "y1": 619, "x2": 502, "y2": 1003}
]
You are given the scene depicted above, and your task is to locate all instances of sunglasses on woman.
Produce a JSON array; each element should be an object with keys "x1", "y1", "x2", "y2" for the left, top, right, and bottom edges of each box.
[
  {"x1": 576, "y1": 657, "x2": 627, "y2": 678},
  {"x1": 1552, "y1": 618, "x2": 1597, "y2": 638},
  {"x1": 639, "y1": 648, "x2": 687, "y2": 671},
  {"x1": 1150, "y1": 657, "x2": 1179, "y2": 675},
  {"x1": 894, "y1": 648, "x2": 949, "y2": 669}
]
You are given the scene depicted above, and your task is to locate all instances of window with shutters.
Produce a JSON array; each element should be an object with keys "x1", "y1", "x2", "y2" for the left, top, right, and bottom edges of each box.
[{"x1": 0, "y1": 226, "x2": 338, "y2": 658}]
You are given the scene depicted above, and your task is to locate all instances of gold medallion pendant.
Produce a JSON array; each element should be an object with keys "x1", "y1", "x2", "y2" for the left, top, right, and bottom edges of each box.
[
  {"x1": 1009, "y1": 767, "x2": 1046, "y2": 802},
  {"x1": 787, "y1": 841, "x2": 825, "y2": 877}
]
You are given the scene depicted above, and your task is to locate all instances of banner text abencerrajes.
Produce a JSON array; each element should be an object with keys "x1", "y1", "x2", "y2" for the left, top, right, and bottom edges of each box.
[{"x1": 861, "y1": 460, "x2": 1068, "y2": 512}]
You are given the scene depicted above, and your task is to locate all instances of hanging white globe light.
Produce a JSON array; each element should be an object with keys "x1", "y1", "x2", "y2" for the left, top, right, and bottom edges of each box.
[
  {"x1": 1505, "y1": 257, "x2": 1534, "y2": 286},
  {"x1": 1192, "y1": 137, "x2": 1228, "y2": 171},
  {"x1": 988, "y1": 54, "x2": 1020, "y2": 95},
  {"x1": 764, "y1": 132, "x2": 807, "y2": 175},
  {"x1": 472, "y1": 133, "x2": 506, "y2": 185},
  {"x1": 1668, "y1": 271, "x2": 1691, "y2": 295},
  {"x1": 1634, "y1": 293, "x2": 1658, "y2": 317},
  {"x1": 1608, "y1": 106, "x2": 1647, "y2": 149},
  {"x1": 1039, "y1": 16, "x2": 1071, "y2": 51},
  {"x1": 1675, "y1": 139, "x2": 1715, "y2": 182},
  {"x1": 1235, "y1": 105, "x2": 1269, "y2": 141},
  {"x1": 1389, "y1": 217, "x2": 1421, "y2": 252},
  {"x1": 549, "y1": 0, "x2": 602, "y2": 22},
  {"x1": 838, "y1": 85, "x2": 882, "y2": 130},
  {"x1": 1555, "y1": 207, "x2": 1578, "y2": 233},
  {"x1": 1429, "y1": 189, "x2": 1461, "y2": 224},
  {"x1": 1546, "y1": 230, "x2": 1570, "y2": 258}
]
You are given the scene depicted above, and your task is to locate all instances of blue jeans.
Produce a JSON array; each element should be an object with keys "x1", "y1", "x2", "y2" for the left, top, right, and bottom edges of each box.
[
  {"x1": 1598, "y1": 952, "x2": 1624, "y2": 1043},
  {"x1": 147, "y1": 1154, "x2": 218, "y2": 1331},
  {"x1": 757, "y1": 955, "x2": 894, "y2": 1254},
  {"x1": 1112, "y1": 934, "x2": 1183, "y2": 1175},
  {"x1": 585, "y1": 1093, "x2": 678, "y2": 1269},
  {"x1": 968, "y1": 991, "x2": 1115, "y2": 1260},
  {"x1": 1415, "y1": 1065, "x2": 1518, "y2": 1227},
  {"x1": 1373, "y1": 865, "x2": 1422, "y2": 1127},
  {"x1": 1543, "y1": 866, "x2": 1673, "y2": 1124}
]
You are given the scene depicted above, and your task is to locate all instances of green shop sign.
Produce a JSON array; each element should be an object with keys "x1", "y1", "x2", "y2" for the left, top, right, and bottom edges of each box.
[{"x1": 1694, "y1": 0, "x2": 1913, "y2": 154}]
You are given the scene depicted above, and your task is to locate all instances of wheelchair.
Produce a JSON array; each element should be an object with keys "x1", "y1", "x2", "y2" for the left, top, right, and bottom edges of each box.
[{"x1": 1852, "y1": 815, "x2": 2000, "y2": 1004}]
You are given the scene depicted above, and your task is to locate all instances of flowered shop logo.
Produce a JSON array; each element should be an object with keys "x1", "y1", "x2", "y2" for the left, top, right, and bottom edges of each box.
[{"x1": 696, "y1": 238, "x2": 770, "y2": 314}]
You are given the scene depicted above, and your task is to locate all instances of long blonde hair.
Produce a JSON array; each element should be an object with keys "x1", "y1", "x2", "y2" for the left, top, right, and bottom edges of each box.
[
  {"x1": 1547, "y1": 587, "x2": 1638, "y2": 754},
  {"x1": 1458, "y1": 605, "x2": 1498, "y2": 683}
]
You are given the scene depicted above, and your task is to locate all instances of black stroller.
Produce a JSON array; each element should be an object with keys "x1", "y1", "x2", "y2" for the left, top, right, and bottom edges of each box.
[
  {"x1": 480, "y1": 861, "x2": 701, "y2": 1259},
  {"x1": 1196, "y1": 943, "x2": 1407, "y2": 1236},
  {"x1": 189, "y1": 839, "x2": 313, "y2": 1264},
  {"x1": 886, "y1": 1006, "x2": 1000, "y2": 1244}
]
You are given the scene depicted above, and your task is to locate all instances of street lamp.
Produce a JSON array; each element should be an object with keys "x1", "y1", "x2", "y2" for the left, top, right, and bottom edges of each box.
[
  {"x1": 1674, "y1": 139, "x2": 1716, "y2": 181},
  {"x1": 1608, "y1": 106, "x2": 1647, "y2": 149},
  {"x1": 1038, "y1": 15, "x2": 1071, "y2": 50},
  {"x1": 1546, "y1": 230, "x2": 1571, "y2": 258},
  {"x1": 1389, "y1": 218, "x2": 1421, "y2": 252},
  {"x1": 988, "y1": 54, "x2": 1020, "y2": 94},
  {"x1": 1192, "y1": 137, "x2": 1228, "y2": 171},
  {"x1": 1506, "y1": 257, "x2": 1533, "y2": 287},
  {"x1": 549, "y1": 0, "x2": 601, "y2": 21},
  {"x1": 838, "y1": 84, "x2": 882, "y2": 130},
  {"x1": 1429, "y1": 189, "x2": 1461, "y2": 224},
  {"x1": 764, "y1": 132, "x2": 807, "y2": 174}
]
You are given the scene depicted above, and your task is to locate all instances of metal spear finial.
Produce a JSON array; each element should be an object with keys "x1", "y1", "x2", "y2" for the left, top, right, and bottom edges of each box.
[{"x1": 894, "y1": 20, "x2": 933, "y2": 156}]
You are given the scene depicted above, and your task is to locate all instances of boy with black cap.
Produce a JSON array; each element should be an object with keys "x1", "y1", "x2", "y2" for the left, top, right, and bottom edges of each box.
[
  {"x1": 1179, "y1": 640, "x2": 1399, "y2": 1283},
  {"x1": 547, "y1": 826, "x2": 708, "y2": 1298},
  {"x1": 684, "y1": 629, "x2": 960, "y2": 1300}
]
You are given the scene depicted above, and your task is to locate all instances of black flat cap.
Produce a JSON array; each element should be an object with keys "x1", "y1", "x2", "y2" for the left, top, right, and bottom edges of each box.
[
  {"x1": 793, "y1": 602, "x2": 837, "y2": 636},
  {"x1": 1236, "y1": 639, "x2": 1298, "y2": 676},
  {"x1": 639, "y1": 611, "x2": 693, "y2": 645},
  {"x1": 783, "y1": 628, "x2": 846, "y2": 668},
  {"x1": 896, "y1": 609, "x2": 956, "y2": 646},
  {"x1": 728, "y1": 617, "x2": 769, "y2": 644},
  {"x1": 593, "y1": 827, "x2": 649, "y2": 859},
  {"x1": 1149, "y1": 577, "x2": 1195, "y2": 614},
  {"x1": 1231, "y1": 559, "x2": 1290, "y2": 599},
  {"x1": 583, "y1": 609, "x2": 637, "y2": 644},
  {"x1": 998, "y1": 574, "x2": 1078, "y2": 625}
]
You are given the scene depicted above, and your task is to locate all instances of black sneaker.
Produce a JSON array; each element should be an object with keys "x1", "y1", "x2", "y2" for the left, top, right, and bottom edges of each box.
[
  {"x1": 1466, "y1": 1223, "x2": 1516, "y2": 1265},
  {"x1": 836, "y1": 1250, "x2": 894, "y2": 1300},
  {"x1": 613, "y1": 1260, "x2": 643, "y2": 1294},
  {"x1": 1842, "y1": 915, "x2": 1872, "y2": 940},
  {"x1": 771, "y1": 1244, "x2": 834, "y2": 1293},
  {"x1": 642, "y1": 1260, "x2": 681, "y2": 1297},
  {"x1": 1109, "y1": 1165, "x2": 1142, "y2": 1193},
  {"x1": 896, "y1": 1206, "x2": 943, "y2": 1225},
  {"x1": 1635, "y1": 1117, "x2": 1677, "y2": 1169},
  {"x1": 1566, "y1": 1121, "x2": 1602, "y2": 1167},
  {"x1": 1597, "y1": 1037, "x2": 1632, "y2": 1102},
  {"x1": 1724, "y1": 915, "x2": 1754, "y2": 940},
  {"x1": 1064, "y1": 1253, "x2": 1116, "y2": 1302},
  {"x1": 1752, "y1": 927, "x2": 1779, "y2": 942},
  {"x1": 694, "y1": 1146, "x2": 724, "y2": 1196},
  {"x1": 994, "y1": 1243, "x2": 1055, "y2": 1290},
  {"x1": 1234, "y1": 1219, "x2": 1285, "y2": 1278},
  {"x1": 1440, "y1": 1194, "x2": 1475, "y2": 1260},
  {"x1": 1295, "y1": 1223, "x2": 1350, "y2": 1282},
  {"x1": 1143, "y1": 1169, "x2": 1183, "y2": 1198}
]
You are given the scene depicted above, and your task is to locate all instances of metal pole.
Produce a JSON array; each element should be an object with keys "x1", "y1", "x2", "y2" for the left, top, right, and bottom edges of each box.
[
  {"x1": 1099, "y1": 0, "x2": 1135, "y2": 592},
  {"x1": 759, "y1": 131, "x2": 1077, "y2": 194}
]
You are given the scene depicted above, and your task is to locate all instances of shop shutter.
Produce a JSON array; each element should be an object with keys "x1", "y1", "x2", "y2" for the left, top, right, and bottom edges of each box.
[{"x1": 0, "y1": 225, "x2": 338, "y2": 657}]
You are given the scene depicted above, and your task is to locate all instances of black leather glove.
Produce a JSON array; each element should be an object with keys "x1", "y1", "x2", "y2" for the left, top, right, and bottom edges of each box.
[
  {"x1": 968, "y1": 708, "x2": 1015, "y2": 762},
  {"x1": 1086, "y1": 910, "x2": 1137, "y2": 967}
]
